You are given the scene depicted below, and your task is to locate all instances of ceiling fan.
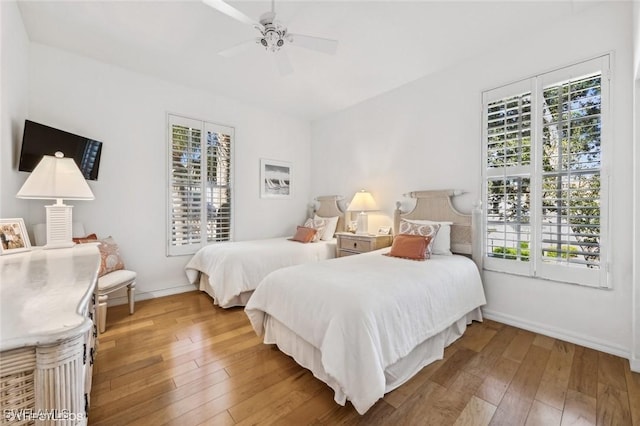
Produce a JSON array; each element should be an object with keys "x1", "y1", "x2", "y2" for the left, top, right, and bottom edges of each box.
[{"x1": 202, "y1": 0, "x2": 339, "y2": 75}]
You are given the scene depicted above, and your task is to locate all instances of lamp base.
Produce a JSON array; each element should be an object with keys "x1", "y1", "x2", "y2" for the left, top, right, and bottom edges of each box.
[
  {"x1": 355, "y1": 212, "x2": 369, "y2": 235},
  {"x1": 44, "y1": 241, "x2": 75, "y2": 250},
  {"x1": 44, "y1": 204, "x2": 75, "y2": 249}
]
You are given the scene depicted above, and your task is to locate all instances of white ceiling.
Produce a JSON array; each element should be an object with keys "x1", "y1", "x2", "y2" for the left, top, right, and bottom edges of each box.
[{"x1": 17, "y1": 0, "x2": 591, "y2": 120}]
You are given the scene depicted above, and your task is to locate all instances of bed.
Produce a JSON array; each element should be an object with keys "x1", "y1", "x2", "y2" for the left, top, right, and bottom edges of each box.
[
  {"x1": 185, "y1": 195, "x2": 345, "y2": 308},
  {"x1": 244, "y1": 190, "x2": 486, "y2": 414}
]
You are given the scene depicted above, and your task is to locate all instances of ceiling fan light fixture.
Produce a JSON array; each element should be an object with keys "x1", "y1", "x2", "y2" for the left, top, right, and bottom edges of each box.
[{"x1": 259, "y1": 22, "x2": 287, "y2": 53}]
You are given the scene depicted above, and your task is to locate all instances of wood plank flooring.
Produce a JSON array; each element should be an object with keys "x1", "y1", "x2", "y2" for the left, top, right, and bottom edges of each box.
[{"x1": 89, "y1": 291, "x2": 640, "y2": 425}]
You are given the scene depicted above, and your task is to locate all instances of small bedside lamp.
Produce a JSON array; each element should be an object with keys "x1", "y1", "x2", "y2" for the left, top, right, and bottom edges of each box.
[
  {"x1": 347, "y1": 190, "x2": 378, "y2": 235},
  {"x1": 16, "y1": 152, "x2": 94, "y2": 249}
]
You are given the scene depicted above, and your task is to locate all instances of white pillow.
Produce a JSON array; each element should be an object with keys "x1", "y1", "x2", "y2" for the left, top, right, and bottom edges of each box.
[
  {"x1": 405, "y1": 219, "x2": 453, "y2": 255},
  {"x1": 314, "y1": 214, "x2": 339, "y2": 240}
]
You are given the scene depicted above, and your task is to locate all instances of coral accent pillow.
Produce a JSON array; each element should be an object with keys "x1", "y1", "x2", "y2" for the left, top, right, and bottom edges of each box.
[
  {"x1": 387, "y1": 235, "x2": 432, "y2": 260},
  {"x1": 291, "y1": 226, "x2": 317, "y2": 243},
  {"x1": 97, "y1": 236, "x2": 126, "y2": 277},
  {"x1": 73, "y1": 233, "x2": 98, "y2": 244},
  {"x1": 398, "y1": 219, "x2": 440, "y2": 258},
  {"x1": 303, "y1": 218, "x2": 326, "y2": 242}
]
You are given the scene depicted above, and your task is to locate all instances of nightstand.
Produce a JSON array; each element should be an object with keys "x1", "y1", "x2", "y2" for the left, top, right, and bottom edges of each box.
[{"x1": 335, "y1": 232, "x2": 393, "y2": 257}]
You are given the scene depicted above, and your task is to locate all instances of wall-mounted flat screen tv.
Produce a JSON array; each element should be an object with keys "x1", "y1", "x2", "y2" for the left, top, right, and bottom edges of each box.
[{"x1": 19, "y1": 120, "x2": 103, "y2": 181}]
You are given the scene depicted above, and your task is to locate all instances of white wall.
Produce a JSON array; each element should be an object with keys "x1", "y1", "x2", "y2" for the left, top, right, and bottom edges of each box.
[
  {"x1": 19, "y1": 43, "x2": 311, "y2": 301},
  {"x1": 635, "y1": 2, "x2": 640, "y2": 79},
  {"x1": 631, "y1": 0, "x2": 640, "y2": 371},
  {"x1": 0, "y1": 1, "x2": 29, "y2": 218},
  {"x1": 311, "y1": 3, "x2": 635, "y2": 360}
]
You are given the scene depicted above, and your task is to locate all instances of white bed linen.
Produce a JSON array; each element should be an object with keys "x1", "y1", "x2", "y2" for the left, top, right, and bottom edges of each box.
[
  {"x1": 185, "y1": 237, "x2": 336, "y2": 308},
  {"x1": 245, "y1": 251, "x2": 486, "y2": 414},
  {"x1": 262, "y1": 309, "x2": 481, "y2": 412}
]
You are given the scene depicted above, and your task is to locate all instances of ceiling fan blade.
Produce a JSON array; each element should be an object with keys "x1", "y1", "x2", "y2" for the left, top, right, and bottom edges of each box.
[
  {"x1": 202, "y1": 0, "x2": 263, "y2": 30},
  {"x1": 218, "y1": 39, "x2": 258, "y2": 57},
  {"x1": 287, "y1": 33, "x2": 338, "y2": 55},
  {"x1": 274, "y1": 50, "x2": 294, "y2": 76}
]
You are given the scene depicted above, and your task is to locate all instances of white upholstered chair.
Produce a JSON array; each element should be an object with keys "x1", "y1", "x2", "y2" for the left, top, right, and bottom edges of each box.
[
  {"x1": 97, "y1": 269, "x2": 136, "y2": 333},
  {"x1": 33, "y1": 223, "x2": 136, "y2": 333}
]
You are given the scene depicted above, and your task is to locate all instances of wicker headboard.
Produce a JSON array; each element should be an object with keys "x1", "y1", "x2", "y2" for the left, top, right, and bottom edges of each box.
[
  {"x1": 313, "y1": 195, "x2": 346, "y2": 233},
  {"x1": 393, "y1": 190, "x2": 482, "y2": 268}
]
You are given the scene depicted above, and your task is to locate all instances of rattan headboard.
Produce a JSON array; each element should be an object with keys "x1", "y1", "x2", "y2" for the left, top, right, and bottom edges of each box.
[
  {"x1": 313, "y1": 195, "x2": 346, "y2": 233},
  {"x1": 393, "y1": 190, "x2": 481, "y2": 268}
]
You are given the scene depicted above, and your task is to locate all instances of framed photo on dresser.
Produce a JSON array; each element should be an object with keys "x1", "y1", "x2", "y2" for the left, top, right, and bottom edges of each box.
[{"x1": 0, "y1": 218, "x2": 31, "y2": 255}]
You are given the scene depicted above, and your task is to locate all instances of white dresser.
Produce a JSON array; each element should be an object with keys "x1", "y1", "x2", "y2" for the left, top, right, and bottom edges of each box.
[{"x1": 0, "y1": 245, "x2": 100, "y2": 425}]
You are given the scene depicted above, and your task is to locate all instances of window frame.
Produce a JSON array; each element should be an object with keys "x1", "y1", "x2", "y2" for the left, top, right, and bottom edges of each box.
[
  {"x1": 481, "y1": 55, "x2": 610, "y2": 288},
  {"x1": 166, "y1": 113, "x2": 234, "y2": 257}
]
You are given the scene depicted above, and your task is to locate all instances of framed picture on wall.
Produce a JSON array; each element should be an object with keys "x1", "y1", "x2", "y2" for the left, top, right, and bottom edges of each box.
[
  {"x1": 260, "y1": 159, "x2": 293, "y2": 199},
  {"x1": 0, "y1": 218, "x2": 31, "y2": 255}
]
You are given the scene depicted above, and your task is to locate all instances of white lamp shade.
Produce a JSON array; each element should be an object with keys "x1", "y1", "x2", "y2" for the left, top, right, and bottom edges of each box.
[
  {"x1": 16, "y1": 153, "x2": 94, "y2": 200},
  {"x1": 347, "y1": 190, "x2": 378, "y2": 212}
]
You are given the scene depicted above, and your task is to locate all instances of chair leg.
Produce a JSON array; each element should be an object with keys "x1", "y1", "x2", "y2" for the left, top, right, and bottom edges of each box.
[
  {"x1": 127, "y1": 282, "x2": 135, "y2": 315},
  {"x1": 97, "y1": 294, "x2": 108, "y2": 334}
]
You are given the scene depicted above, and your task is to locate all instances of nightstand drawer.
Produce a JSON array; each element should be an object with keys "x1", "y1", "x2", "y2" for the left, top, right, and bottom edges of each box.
[
  {"x1": 335, "y1": 233, "x2": 393, "y2": 258},
  {"x1": 337, "y1": 249, "x2": 358, "y2": 257},
  {"x1": 339, "y1": 237, "x2": 373, "y2": 252}
]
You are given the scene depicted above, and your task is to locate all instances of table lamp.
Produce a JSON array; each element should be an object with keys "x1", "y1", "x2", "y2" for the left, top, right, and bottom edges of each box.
[
  {"x1": 347, "y1": 190, "x2": 378, "y2": 235},
  {"x1": 16, "y1": 151, "x2": 94, "y2": 249}
]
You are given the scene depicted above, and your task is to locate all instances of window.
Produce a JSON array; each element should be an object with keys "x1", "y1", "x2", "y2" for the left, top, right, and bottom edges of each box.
[
  {"x1": 167, "y1": 114, "x2": 233, "y2": 256},
  {"x1": 482, "y1": 56, "x2": 609, "y2": 287}
]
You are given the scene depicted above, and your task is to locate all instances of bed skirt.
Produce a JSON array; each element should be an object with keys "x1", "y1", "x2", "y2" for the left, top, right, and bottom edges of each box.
[
  {"x1": 198, "y1": 273, "x2": 253, "y2": 307},
  {"x1": 262, "y1": 307, "x2": 483, "y2": 410}
]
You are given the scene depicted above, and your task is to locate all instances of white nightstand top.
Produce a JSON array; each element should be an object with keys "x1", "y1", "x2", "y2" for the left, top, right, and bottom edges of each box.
[{"x1": 335, "y1": 232, "x2": 390, "y2": 238}]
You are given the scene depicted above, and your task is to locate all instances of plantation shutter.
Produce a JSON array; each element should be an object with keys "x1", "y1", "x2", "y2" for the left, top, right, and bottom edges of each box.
[
  {"x1": 482, "y1": 56, "x2": 609, "y2": 288},
  {"x1": 204, "y1": 123, "x2": 233, "y2": 243},
  {"x1": 536, "y1": 57, "x2": 609, "y2": 286},
  {"x1": 483, "y1": 79, "x2": 534, "y2": 276},
  {"x1": 168, "y1": 115, "x2": 234, "y2": 256}
]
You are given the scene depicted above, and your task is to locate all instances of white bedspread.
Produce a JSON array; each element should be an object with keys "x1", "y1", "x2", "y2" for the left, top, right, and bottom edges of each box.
[
  {"x1": 185, "y1": 237, "x2": 336, "y2": 308},
  {"x1": 245, "y1": 250, "x2": 486, "y2": 414}
]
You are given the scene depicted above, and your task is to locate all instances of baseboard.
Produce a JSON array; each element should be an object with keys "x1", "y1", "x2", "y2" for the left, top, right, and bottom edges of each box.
[
  {"x1": 107, "y1": 283, "x2": 198, "y2": 307},
  {"x1": 630, "y1": 357, "x2": 640, "y2": 373},
  {"x1": 482, "y1": 308, "x2": 631, "y2": 360}
]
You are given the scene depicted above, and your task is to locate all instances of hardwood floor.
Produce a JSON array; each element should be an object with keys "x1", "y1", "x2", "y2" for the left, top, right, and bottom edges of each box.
[{"x1": 89, "y1": 291, "x2": 640, "y2": 425}]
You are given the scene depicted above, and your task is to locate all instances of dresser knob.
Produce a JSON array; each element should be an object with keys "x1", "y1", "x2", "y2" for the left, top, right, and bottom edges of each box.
[{"x1": 353, "y1": 242, "x2": 357, "y2": 248}]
